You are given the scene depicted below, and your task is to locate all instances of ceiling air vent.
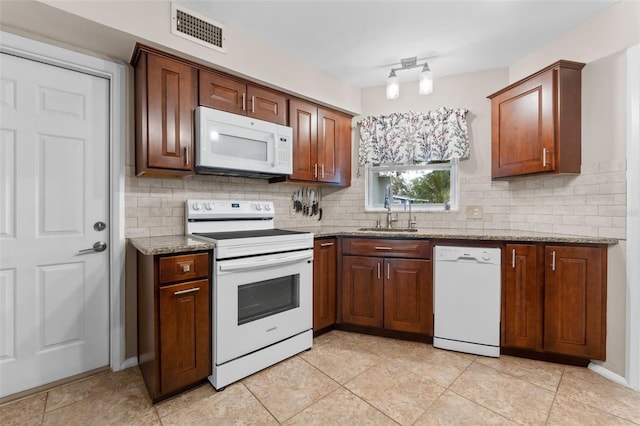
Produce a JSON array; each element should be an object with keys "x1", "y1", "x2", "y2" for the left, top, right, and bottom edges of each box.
[{"x1": 170, "y1": 3, "x2": 226, "y2": 53}]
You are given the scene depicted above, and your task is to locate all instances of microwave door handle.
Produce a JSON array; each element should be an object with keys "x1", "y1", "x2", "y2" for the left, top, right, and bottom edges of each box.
[{"x1": 269, "y1": 134, "x2": 276, "y2": 167}]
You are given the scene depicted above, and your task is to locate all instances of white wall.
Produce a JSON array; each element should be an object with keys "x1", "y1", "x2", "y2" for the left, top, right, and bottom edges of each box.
[{"x1": 0, "y1": 0, "x2": 361, "y2": 114}]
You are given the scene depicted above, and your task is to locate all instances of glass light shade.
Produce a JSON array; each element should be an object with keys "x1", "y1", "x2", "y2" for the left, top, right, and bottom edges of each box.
[
  {"x1": 386, "y1": 71, "x2": 399, "y2": 99},
  {"x1": 419, "y1": 65, "x2": 433, "y2": 95}
]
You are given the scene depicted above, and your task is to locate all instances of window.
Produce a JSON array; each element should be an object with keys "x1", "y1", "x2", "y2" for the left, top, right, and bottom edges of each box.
[{"x1": 365, "y1": 159, "x2": 458, "y2": 212}]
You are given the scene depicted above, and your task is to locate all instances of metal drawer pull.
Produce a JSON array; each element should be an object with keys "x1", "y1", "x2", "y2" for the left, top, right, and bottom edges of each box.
[
  {"x1": 511, "y1": 249, "x2": 516, "y2": 269},
  {"x1": 551, "y1": 251, "x2": 556, "y2": 271},
  {"x1": 320, "y1": 242, "x2": 334, "y2": 247},
  {"x1": 174, "y1": 287, "x2": 200, "y2": 296},
  {"x1": 181, "y1": 264, "x2": 191, "y2": 272},
  {"x1": 374, "y1": 246, "x2": 393, "y2": 250}
]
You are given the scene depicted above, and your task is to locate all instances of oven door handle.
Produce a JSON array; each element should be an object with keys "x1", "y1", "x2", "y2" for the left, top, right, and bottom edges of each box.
[{"x1": 218, "y1": 251, "x2": 312, "y2": 272}]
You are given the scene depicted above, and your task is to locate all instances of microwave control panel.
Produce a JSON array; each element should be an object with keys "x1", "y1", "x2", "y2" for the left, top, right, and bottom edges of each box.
[{"x1": 276, "y1": 136, "x2": 291, "y2": 166}]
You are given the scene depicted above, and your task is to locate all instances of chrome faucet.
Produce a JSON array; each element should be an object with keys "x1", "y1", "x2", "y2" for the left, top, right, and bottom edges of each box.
[
  {"x1": 406, "y1": 200, "x2": 417, "y2": 229},
  {"x1": 384, "y1": 185, "x2": 398, "y2": 228}
]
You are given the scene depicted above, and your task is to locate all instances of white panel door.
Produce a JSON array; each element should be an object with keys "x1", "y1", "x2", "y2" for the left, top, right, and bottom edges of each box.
[{"x1": 0, "y1": 53, "x2": 110, "y2": 398}]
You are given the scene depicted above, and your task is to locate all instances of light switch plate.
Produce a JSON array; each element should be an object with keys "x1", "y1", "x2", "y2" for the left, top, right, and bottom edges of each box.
[{"x1": 466, "y1": 205, "x2": 483, "y2": 219}]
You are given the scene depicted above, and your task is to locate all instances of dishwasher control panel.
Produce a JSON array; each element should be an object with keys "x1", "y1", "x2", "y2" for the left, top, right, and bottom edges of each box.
[{"x1": 434, "y1": 246, "x2": 501, "y2": 264}]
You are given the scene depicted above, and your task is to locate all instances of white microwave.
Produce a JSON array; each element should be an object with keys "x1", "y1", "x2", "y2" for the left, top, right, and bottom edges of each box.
[{"x1": 195, "y1": 106, "x2": 293, "y2": 178}]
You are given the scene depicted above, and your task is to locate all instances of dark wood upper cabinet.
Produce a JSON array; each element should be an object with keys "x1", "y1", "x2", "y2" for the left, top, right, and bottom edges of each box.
[
  {"x1": 282, "y1": 99, "x2": 352, "y2": 187},
  {"x1": 134, "y1": 49, "x2": 197, "y2": 177},
  {"x1": 488, "y1": 60, "x2": 585, "y2": 180},
  {"x1": 199, "y1": 70, "x2": 287, "y2": 125}
]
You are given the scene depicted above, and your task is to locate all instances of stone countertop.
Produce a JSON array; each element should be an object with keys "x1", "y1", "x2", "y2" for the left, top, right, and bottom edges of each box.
[
  {"x1": 129, "y1": 235, "x2": 215, "y2": 256},
  {"x1": 128, "y1": 228, "x2": 617, "y2": 256},
  {"x1": 312, "y1": 227, "x2": 619, "y2": 245}
]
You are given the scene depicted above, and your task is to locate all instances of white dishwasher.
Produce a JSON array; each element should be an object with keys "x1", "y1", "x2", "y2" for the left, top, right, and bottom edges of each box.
[{"x1": 433, "y1": 246, "x2": 501, "y2": 357}]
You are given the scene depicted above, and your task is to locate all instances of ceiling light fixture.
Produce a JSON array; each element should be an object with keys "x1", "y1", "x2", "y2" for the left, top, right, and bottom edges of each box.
[{"x1": 386, "y1": 56, "x2": 434, "y2": 99}]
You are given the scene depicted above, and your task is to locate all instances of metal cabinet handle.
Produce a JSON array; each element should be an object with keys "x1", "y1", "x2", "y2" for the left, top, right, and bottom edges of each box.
[
  {"x1": 314, "y1": 163, "x2": 318, "y2": 178},
  {"x1": 174, "y1": 287, "x2": 200, "y2": 296},
  {"x1": 374, "y1": 246, "x2": 392, "y2": 250},
  {"x1": 543, "y1": 148, "x2": 548, "y2": 167},
  {"x1": 320, "y1": 242, "x2": 334, "y2": 247},
  {"x1": 321, "y1": 164, "x2": 325, "y2": 178},
  {"x1": 242, "y1": 93, "x2": 246, "y2": 111},
  {"x1": 551, "y1": 251, "x2": 556, "y2": 271},
  {"x1": 377, "y1": 262, "x2": 381, "y2": 280},
  {"x1": 184, "y1": 146, "x2": 189, "y2": 166},
  {"x1": 387, "y1": 262, "x2": 390, "y2": 280},
  {"x1": 251, "y1": 95, "x2": 255, "y2": 113},
  {"x1": 78, "y1": 241, "x2": 107, "y2": 253},
  {"x1": 511, "y1": 249, "x2": 516, "y2": 269}
]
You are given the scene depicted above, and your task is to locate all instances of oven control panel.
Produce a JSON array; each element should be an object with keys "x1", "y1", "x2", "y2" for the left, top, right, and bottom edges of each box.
[{"x1": 186, "y1": 199, "x2": 274, "y2": 220}]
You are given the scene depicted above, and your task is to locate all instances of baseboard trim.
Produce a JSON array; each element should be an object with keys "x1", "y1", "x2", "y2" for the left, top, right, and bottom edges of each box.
[
  {"x1": 588, "y1": 362, "x2": 633, "y2": 389},
  {"x1": 120, "y1": 357, "x2": 139, "y2": 370}
]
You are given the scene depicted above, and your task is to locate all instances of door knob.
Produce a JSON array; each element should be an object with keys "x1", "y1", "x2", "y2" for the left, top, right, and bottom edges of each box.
[{"x1": 78, "y1": 241, "x2": 107, "y2": 253}]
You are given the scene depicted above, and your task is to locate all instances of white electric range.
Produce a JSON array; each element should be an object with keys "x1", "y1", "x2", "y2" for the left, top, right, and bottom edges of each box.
[{"x1": 185, "y1": 199, "x2": 313, "y2": 390}]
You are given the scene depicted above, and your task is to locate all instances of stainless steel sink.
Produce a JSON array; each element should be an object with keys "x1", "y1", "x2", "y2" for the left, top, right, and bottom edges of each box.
[{"x1": 358, "y1": 227, "x2": 418, "y2": 232}]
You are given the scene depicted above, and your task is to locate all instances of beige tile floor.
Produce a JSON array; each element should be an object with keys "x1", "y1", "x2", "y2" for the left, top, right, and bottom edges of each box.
[{"x1": 2, "y1": 330, "x2": 639, "y2": 425}]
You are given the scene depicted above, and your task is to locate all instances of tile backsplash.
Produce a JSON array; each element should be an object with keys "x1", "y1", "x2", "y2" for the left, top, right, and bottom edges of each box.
[{"x1": 125, "y1": 159, "x2": 627, "y2": 240}]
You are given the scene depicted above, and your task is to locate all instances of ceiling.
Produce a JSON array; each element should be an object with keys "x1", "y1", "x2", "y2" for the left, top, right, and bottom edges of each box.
[{"x1": 179, "y1": 0, "x2": 617, "y2": 88}]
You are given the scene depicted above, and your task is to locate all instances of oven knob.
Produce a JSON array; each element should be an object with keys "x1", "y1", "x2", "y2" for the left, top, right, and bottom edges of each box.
[
  {"x1": 203, "y1": 202, "x2": 212, "y2": 210},
  {"x1": 263, "y1": 204, "x2": 271, "y2": 211},
  {"x1": 254, "y1": 203, "x2": 262, "y2": 211},
  {"x1": 192, "y1": 202, "x2": 201, "y2": 211}
]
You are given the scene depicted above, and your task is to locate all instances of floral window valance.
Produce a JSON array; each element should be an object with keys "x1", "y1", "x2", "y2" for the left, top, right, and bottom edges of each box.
[{"x1": 357, "y1": 107, "x2": 470, "y2": 164}]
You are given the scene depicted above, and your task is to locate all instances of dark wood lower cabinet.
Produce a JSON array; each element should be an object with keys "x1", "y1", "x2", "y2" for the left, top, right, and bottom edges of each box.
[
  {"x1": 384, "y1": 259, "x2": 432, "y2": 334},
  {"x1": 544, "y1": 245, "x2": 606, "y2": 360},
  {"x1": 138, "y1": 251, "x2": 211, "y2": 402},
  {"x1": 503, "y1": 244, "x2": 543, "y2": 350},
  {"x1": 341, "y1": 256, "x2": 384, "y2": 328},
  {"x1": 341, "y1": 251, "x2": 432, "y2": 335},
  {"x1": 313, "y1": 238, "x2": 337, "y2": 332},
  {"x1": 502, "y1": 243, "x2": 607, "y2": 361}
]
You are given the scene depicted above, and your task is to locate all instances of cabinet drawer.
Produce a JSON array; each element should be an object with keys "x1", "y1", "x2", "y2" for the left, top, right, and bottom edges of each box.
[
  {"x1": 159, "y1": 252, "x2": 209, "y2": 284},
  {"x1": 343, "y1": 238, "x2": 430, "y2": 259}
]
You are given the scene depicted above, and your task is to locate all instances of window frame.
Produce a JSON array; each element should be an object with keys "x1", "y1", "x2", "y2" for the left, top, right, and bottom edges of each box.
[{"x1": 364, "y1": 159, "x2": 459, "y2": 212}]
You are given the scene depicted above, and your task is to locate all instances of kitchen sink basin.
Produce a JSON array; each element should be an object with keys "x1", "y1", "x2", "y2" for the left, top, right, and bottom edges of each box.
[{"x1": 358, "y1": 227, "x2": 418, "y2": 232}]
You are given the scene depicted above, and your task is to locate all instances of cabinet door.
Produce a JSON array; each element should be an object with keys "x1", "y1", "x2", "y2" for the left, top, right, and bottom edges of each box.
[
  {"x1": 289, "y1": 99, "x2": 318, "y2": 181},
  {"x1": 159, "y1": 279, "x2": 211, "y2": 394},
  {"x1": 247, "y1": 86, "x2": 287, "y2": 125},
  {"x1": 199, "y1": 70, "x2": 246, "y2": 115},
  {"x1": 341, "y1": 256, "x2": 383, "y2": 327},
  {"x1": 143, "y1": 53, "x2": 197, "y2": 172},
  {"x1": 544, "y1": 246, "x2": 606, "y2": 360},
  {"x1": 503, "y1": 244, "x2": 542, "y2": 350},
  {"x1": 313, "y1": 239, "x2": 337, "y2": 331},
  {"x1": 384, "y1": 259, "x2": 432, "y2": 334},
  {"x1": 317, "y1": 108, "x2": 350, "y2": 185},
  {"x1": 491, "y1": 70, "x2": 555, "y2": 178}
]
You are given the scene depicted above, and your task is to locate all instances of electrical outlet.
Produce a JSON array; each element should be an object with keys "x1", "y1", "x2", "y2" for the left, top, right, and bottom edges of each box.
[{"x1": 466, "y1": 205, "x2": 483, "y2": 219}]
